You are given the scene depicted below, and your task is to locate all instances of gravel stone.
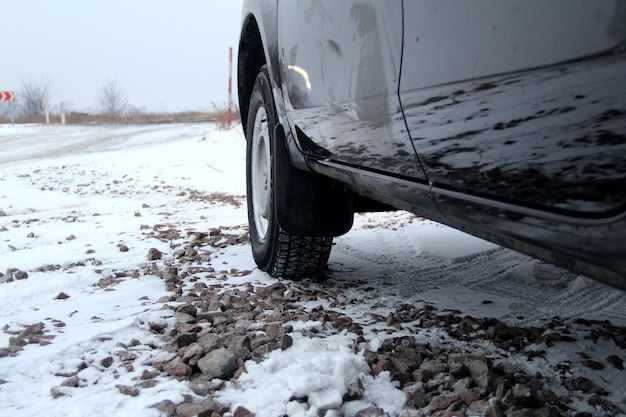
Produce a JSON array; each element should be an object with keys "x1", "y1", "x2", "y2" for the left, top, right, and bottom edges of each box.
[
  {"x1": 14, "y1": 270, "x2": 29, "y2": 280},
  {"x1": 175, "y1": 333, "x2": 198, "y2": 348},
  {"x1": 582, "y1": 359, "x2": 604, "y2": 370},
  {"x1": 429, "y1": 394, "x2": 456, "y2": 411},
  {"x1": 233, "y1": 406, "x2": 256, "y2": 417},
  {"x1": 607, "y1": 354, "x2": 624, "y2": 370},
  {"x1": 100, "y1": 356, "x2": 114, "y2": 368},
  {"x1": 467, "y1": 359, "x2": 489, "y2": 380},
  {"x1": 61, "y1": 376, "x2": 80, "y2": 387},
  {"x1": 177, "y1": 303, "x2": 198, "y2": 317},
  {"x1": 198, "y1": 333, "x2": 223, "y2": 353},
  {"x1": 150, "y1": 400, "x2": 177, "y2": 417},
  {"x1": 116, "y1": 384, "x2": 139, "y2": 396},
  {"x1": 197, "y1": 348, "x2": 238, "y2": 379},
  {"x1": 164, "y1": 361, "x2": 192, "y2": 377},
  {"x1": 355, "y1": 406, "x2": 387, "y2": 417},
  {"x1": 50, "y1": 387, "x2": 68, "y2": 399},
  {"x1": 176, "y1": 402, "x2": 214, "y2": 417},
  {"x1": 148, "y1": 248, "x2": 162, "y2": 260},
  {"x1": 189, "y1": 376, "x2": 224, "y2": 396},
  {"x1": 180, "y1": 343, "x2": 204, "y2": 365},
  {"x1": 421, "y1": 359, "x2": 447, "y2": 375},
  {"x1": 404, "y1": 382, "x2": 426, "y2": 408},
  {"x1": 564, "y1": 377, "x2": 594, "y2": 393}
]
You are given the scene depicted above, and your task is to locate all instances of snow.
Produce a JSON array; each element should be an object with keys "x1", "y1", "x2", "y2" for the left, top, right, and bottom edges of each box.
[
  {"x1": 218, "y1": 333, "x2": 405, "y2": 417},
  {"x1": 0, "y1": 123, "x2": 246, "y2": 416},
  {"x1": 1, "y1": 123, "x2": 625, "y2": 416}
]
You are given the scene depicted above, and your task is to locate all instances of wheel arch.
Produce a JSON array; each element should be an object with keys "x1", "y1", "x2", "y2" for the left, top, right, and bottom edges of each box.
[
  {"x1": 239, "y1": 3, "x2": 355, "y2": 238},
  {"x1": 238, "y1": 13, "x2": 266, "y2": 135},
  {"x1": 239, "y1": 0, "x2": 286, "y2": 135}
]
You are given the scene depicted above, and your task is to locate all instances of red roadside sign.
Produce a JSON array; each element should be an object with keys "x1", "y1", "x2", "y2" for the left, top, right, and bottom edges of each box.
[{"x1": 0, "y1": 91, "x2": 16, "y2": 101}]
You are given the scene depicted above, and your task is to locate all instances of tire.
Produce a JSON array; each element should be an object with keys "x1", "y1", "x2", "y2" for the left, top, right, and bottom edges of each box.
[{"x1": 246, "y1": 66, "x2": 333, "y2": 279}]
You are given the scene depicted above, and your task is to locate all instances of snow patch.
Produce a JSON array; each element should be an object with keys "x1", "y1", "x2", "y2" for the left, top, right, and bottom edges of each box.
[{"x1": 218, "y1": 333, "x2": 406, "y2": 417}]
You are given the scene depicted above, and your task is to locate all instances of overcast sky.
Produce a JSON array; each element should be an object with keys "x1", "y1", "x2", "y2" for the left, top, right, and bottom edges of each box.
[{"x1": 0, "y1": 0, "x2": 244, "y2": 113}]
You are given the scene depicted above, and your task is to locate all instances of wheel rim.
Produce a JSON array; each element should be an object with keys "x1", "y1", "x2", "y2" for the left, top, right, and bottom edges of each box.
[{"x1": 251, "y1": 105, "x2": 271, "y2": 243}]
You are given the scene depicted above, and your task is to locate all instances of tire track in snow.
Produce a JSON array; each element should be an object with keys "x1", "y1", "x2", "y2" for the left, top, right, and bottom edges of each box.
[{"x1": 329, "y1": 215, "x2": 626, "y2": 327}]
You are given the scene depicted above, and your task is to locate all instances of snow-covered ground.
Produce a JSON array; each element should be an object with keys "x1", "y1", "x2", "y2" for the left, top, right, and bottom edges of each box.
[
  {"x1": 0, "y1": 123, "x2": 625, "y2": 417},
  {"x1": 1, "y1": 123, "x2": 248, "y2": 416}
]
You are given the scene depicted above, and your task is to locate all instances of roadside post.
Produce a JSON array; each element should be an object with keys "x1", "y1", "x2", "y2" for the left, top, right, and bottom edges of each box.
[{"x1": 0, "y1": 91, "x2": 16, "y2": 126}]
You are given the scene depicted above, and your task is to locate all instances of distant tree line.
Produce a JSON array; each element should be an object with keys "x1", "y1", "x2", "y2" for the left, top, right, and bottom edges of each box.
[
  {"x1": 12, "y1": 78, "x2": 131, "y2": 119},
  {"x1": 2, "y1": 78, "x2": 238, "y2": 127}
]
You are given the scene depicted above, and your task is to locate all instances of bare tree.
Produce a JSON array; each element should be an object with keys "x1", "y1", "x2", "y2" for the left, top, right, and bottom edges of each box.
[
  {"x1": 20, "y1": 78, "x2": 53, "y2": 116},
  {"x1": 97, "y1": 80, "x2": 128, "y2": 119},
  {"x1": 55, "y1": 101, "x2": 75, "y2": 115}
]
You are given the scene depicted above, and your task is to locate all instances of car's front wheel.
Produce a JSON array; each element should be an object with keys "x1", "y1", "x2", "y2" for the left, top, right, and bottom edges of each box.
[{"x1": 246, "y1": 66, "x2": 333, "y2": 279}]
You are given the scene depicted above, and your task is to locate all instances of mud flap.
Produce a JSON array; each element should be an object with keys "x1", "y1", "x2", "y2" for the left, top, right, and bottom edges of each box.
[{"x1": 273, "y1": 124, "x2": 354, "y2": 237}]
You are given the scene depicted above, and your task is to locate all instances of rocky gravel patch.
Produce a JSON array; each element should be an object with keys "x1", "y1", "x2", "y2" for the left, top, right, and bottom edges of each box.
[
  {"x1": 0, "y1": 267, "x2": 29, "y2": 283},
  {"x1": 2, "y1": 212, "x2": 624, "y2": 416},
  {"x1": 0, "y1": 322, "x2": 55, "y2": 358},
  {"x1": 119, "y1": 223, "x2": 626, "y2": 417}
]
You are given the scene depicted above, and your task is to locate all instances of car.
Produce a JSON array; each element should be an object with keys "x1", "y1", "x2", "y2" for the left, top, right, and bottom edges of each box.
[{"x1": 237, "y1": 1, "x2": 626, "y2": 290}]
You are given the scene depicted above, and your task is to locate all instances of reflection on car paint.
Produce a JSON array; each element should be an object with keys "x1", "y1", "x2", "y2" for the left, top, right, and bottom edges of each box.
[
  {"x1": 279, "y1": 1, "x2": 401, "y2": 108},
  {"x1": 288, "y1": 97, "x2": 426, "y2": 181},
  {"x1": 278, "y1": 1, "x2": 413, "y2": 178},
  {"x1": 403, "y1": 53, "x2": 626, "y2": 215}
]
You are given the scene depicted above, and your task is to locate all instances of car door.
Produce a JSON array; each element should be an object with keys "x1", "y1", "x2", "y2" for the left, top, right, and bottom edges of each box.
[
  {"x1": 276, "y1": 0, "x2": 427, "y2": 181},
  {"x1": 400, "y1": 1, "x2": 626, "y2": 216}
]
